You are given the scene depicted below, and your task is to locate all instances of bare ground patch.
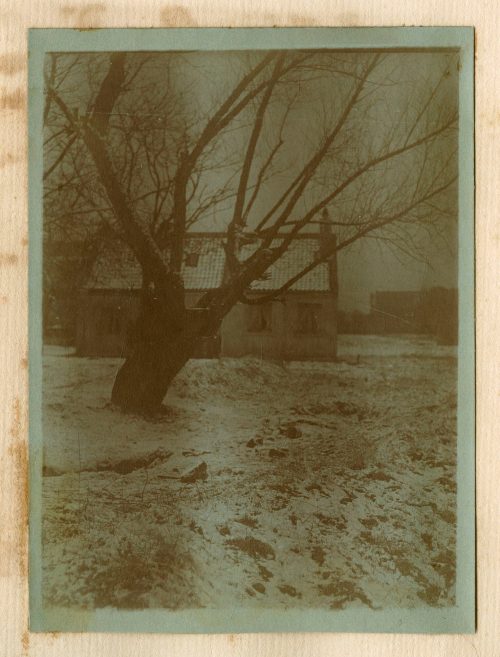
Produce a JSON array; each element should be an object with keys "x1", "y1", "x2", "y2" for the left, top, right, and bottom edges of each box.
[{"x1": 41, "y1": 337, "x2": 457, "y2": 610}]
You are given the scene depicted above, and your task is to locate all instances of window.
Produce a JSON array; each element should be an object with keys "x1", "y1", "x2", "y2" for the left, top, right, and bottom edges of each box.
[
  {"x1": 246, "y1": 304, "x2": 272, "y2": 333},
  {"x1": 185, "y1": 252, "x2": 200, "y2": 267},
  {"x1": 297, "y1": 303, "x2": 321, "y2": 334}
]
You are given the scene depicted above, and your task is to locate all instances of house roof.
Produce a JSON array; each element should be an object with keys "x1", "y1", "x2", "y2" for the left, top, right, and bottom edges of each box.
[{"x1": 85, "y1": 234, "x2": 333, "y2": 293}]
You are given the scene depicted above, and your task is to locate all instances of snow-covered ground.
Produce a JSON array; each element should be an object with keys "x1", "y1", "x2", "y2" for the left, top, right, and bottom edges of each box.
[{"x1": 41, "y1": 335, "x2": 457, "y2": 611}]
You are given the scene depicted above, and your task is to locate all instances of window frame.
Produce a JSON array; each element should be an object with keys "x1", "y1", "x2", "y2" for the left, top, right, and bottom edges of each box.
[
  {"x1": 185, "y1": 252, "x2": 200, "y2": 267},
  {"x1": 246, "y1": 303, "x2": 273, "y2": 334},
  {"x1": 296, "y1": 302, "x2": 322, "y2": 335}
]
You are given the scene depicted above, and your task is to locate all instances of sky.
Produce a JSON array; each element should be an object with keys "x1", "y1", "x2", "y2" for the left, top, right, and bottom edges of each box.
[
  {"x1": 337, "y1": 235, "x2": 457, "y2": 311},
  {"x1": 173, "y1": 50, "x2": 459, "y2": 310}
]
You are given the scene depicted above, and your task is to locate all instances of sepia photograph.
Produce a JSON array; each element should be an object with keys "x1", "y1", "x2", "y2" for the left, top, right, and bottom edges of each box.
[{"x1": 28, "y1": 27, "x2": 474, "y2": 633}]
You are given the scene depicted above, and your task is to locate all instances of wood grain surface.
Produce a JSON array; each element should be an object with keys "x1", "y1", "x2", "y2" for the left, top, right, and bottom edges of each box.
[{"x1": 0, "y1": 1, "x2": 497, "y2": 655}]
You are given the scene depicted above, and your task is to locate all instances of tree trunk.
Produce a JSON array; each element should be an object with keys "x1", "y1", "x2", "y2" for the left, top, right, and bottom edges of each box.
[
  {"x1": 111, "y1": 334, "x2": 196, "y2": 412},
  {"x1": 111, "y1": 293, "x2": 202, "y2": 413}
]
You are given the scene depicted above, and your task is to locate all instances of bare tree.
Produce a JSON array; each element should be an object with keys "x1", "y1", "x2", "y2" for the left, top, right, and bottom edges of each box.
[{"x1": 43, "y1": 49, "x2": 458, "y2": 412}]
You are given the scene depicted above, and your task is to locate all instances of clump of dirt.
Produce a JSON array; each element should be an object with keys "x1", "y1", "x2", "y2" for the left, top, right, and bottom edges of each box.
[
  {"x1": 279, "y1": 422, "x2": 302, "y2": 439},
  {"x1": 305, "y1": 482, "x2": 329, "y2": 495},
  {"x1": 180, "y1": 461, "x2": 208, "y2": 483},
  {"x1": 364, "y1": 469, "x2": 393, "y2": 482},
  {"x1": 348, "y1": 452, "x2": 366, "y2": 470},
  {"x1": 84, "y1": 448, "x2": 172, "y2": 475},
  {"x1": 421, "y1": 532, "x2": 433, "y2": 550},
  {"x1": 311, "y1": 546, "x2": 326, "y2": 566},
  {"x1": 314, "y1": 512, "x2": 347, "y2": 530},
  {"x1": 279, "y1": 584, "x2": 302, "y2": 598},
  {"x1": 268, "y1": 482, "x2": 302, "y2": 497},
  {"x1": 432, "y1": 549, "x2": 456, "y2": 588},
  {"x1": 268, "y1": 448, "x2": 288, "y2": 459},
  {"x1": 333, "y1": 401, "x2": 360, "y2": 416},
  {"x1": 235, "y1": 516, "x2": 259, "y2": 528},
  {"x1": 226, "y1": 537, "x2": 275, "y2": 560},
  {"x1": 394, "y1": 557, "x2": 414, "y2": 577},
  {"x1": 417, "y1": 584, "x2": 442, "y2": 606},
  {"x1": 252, "y1": 582, "x2": 266, "y2": 593},
  {"x1": 360, "y1": 517, "x2": 378, "y2": 529},
  {"x1": 319, "y1": 578, "x2": 373, "y2": 609},
  {"x1": 258, "y1": 564, "x2": 274, "y2": 581},
  {"x1": 438, "y1": 508, "x2": 456, "y2": 524}
]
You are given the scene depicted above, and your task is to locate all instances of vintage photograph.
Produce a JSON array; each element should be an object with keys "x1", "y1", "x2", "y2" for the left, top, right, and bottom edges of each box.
[{"x1": 33, "y1": 32, "x2": 473, "y2": 631}]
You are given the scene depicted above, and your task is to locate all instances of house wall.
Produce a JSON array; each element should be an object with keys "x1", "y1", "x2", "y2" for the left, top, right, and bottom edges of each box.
[
  {"x1": 76, "y1": 290, "x2": 337, "y2": 361},
  {"x1": 76, "y1": 290, "x2": 218, "y2": 357},
  {"x1": 220, "y1": 292, "x2": 337, "y2": 361},
  {"x1": 76, "y1": 290, "x2": 140, "y2": 357}
]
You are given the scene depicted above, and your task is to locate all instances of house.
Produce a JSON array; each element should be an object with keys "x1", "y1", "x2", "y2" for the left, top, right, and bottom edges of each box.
[{"x1": 76, "y1": 230, "x2": 338, "y2": 361}]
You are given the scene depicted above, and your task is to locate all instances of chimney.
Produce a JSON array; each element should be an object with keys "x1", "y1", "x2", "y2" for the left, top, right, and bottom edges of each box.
[{"x1": 319, "y1": 208, "x2": 338, "y2": 297}]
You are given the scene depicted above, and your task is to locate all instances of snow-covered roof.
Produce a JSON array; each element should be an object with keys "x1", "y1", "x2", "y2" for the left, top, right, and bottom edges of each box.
[{"x1": 85, "y1": 234, "x2": 333, "y2": 293}]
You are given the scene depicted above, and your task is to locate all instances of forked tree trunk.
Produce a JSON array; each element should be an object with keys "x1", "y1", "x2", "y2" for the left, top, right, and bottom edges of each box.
[{"x1": 111, "y1": 294, "x2": 204, "y2": 413}]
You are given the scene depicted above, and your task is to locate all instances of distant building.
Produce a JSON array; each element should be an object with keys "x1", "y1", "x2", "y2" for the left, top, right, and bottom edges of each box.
[
  {"x1": 43, "y1": 239, "x2": 88, "y2": 345},
  {"x1": 414, "y1": 287, "x2": 458, "y2": 345},
  {"x1": 369, "y1": 290, "x2": 423, "y2": 333},
  {"x1": 369, "y1": 288, "x2": 458, "y2": 344},
  {"x1": 76, "y1": 230, "x2": 339, "y2": 361}
]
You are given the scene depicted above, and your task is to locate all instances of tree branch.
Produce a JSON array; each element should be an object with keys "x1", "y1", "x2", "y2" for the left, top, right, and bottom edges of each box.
[{"x1": 240, "y1": 175, "x2": 457, "y2": 305}]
